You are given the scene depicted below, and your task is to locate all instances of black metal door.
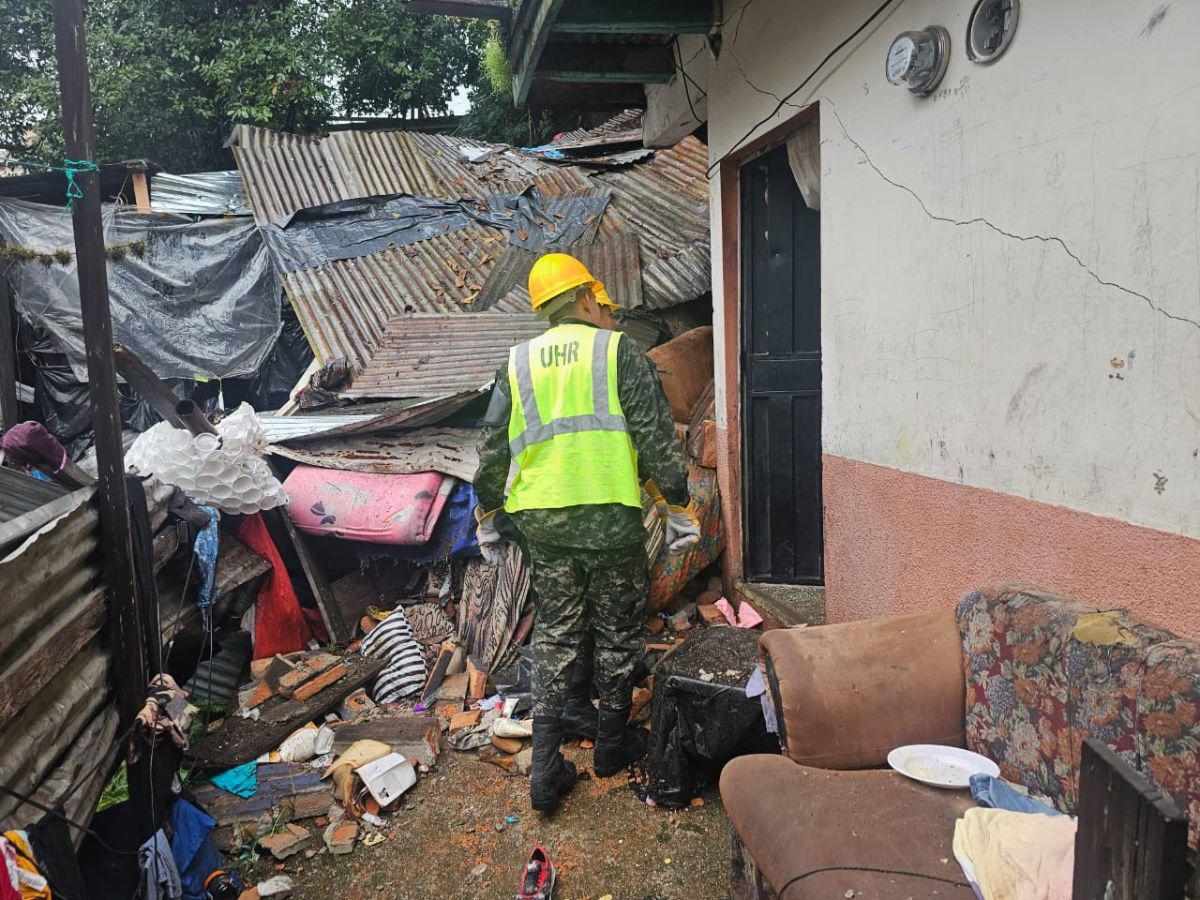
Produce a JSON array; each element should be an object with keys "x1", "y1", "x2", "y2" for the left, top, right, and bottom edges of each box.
[{"x1": 741, "y1": 143, "x2": 823, "y2": 584}]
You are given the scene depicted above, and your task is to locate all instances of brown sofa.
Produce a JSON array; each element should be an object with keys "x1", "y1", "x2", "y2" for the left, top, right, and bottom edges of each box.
[{"x1": 720, "y1": 585, "x2": 1200, "y2": 898}]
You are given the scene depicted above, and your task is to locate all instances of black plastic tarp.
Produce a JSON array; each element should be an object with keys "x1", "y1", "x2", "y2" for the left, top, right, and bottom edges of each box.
[
  {"x1": 261, "y1": 188, "x2": 611, "y2": 274},
  {"x1": 0, "y1": 198, "x2": 281, "y2": 381},
  {"x1": 632, "y1": 627, "x2": 779, "y2": 809}
]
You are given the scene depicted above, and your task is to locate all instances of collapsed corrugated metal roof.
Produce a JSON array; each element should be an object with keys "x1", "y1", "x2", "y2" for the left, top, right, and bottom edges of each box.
[
  {"x1": 259, "y1": 414, "x2": 384, "y2": 444},
  {"x1": 231, "y1": 122, "x2": 710, "y2": 400},
  {"x1": 345, "y1": 313, "x2": 547, "y2": 400},
  {"x1": 150, "y1": 171, "x2": 251, "y2": 217},
  {"x1": 269, "y1": 426, "x2": 480, "y2": 482}
]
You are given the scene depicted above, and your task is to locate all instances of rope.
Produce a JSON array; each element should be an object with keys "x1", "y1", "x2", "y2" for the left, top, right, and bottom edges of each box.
[{"x1": 0, "y1": 156, "x2": 100, "y2": 208}]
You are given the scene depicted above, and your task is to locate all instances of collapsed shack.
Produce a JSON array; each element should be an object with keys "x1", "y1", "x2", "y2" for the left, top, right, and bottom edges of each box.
[{"x1": 0, "y1": 111, "x2": 753, "y2": 895}]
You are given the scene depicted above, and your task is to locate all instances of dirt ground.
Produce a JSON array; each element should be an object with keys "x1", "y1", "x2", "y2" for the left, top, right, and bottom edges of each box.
[{"x1": 244, "y1": 743, "x2": 731, "y2": 900}]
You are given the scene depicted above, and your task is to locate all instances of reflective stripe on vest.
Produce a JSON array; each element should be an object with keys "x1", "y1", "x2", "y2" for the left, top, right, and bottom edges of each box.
[
  {"x1": 505, "y1": 324, "x2": 641, "y2": 512},
  {"x1": 509, "y1": 328, "x2": 627, "y2": 457}
]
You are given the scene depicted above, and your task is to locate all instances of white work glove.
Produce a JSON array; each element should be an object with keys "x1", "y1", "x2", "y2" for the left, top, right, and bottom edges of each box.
[
  {"x1": 474, "y1": 506, "x2": 506, "y2": 566},
  {"x1": 665, "y1": 504, "x2": 701, "y2": 553}
]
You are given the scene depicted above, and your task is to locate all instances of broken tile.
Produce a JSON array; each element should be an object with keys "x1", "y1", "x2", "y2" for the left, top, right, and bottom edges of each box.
[{"x1": 258, "y1": 823, "x2": 310, "y2": 860}]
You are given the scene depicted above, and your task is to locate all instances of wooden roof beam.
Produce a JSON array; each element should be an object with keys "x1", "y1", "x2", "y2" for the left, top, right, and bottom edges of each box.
[
  {"x1": 400, "y1": 0, "x2": 512, "y2": 25},
  {"x1": 553, "y1": 0, "x2": 718, "y2": 35},
  {"x1": 537, "y1": 43, "x2": 675, "y2": 84}
]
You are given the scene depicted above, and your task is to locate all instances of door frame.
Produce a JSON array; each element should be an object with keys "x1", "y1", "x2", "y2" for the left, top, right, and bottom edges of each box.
[{"x1": 716, "y1": 102, "x2": 820, "y2": 586}]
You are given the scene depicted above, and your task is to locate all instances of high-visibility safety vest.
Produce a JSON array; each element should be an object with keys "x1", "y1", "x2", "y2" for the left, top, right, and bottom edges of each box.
[{"x1": 505, "y1": 323, "x2": 641, "y2": 512}]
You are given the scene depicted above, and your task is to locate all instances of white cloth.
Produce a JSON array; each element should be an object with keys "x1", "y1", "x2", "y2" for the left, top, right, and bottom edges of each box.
[{"x1": 952, "y1": 807, "x2": 1076, "y2": 900}]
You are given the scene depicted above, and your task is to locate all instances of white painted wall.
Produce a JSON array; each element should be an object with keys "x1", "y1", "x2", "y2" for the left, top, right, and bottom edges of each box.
[{"x1": 683, "y1": 0, "x2": 1200, "y2": 540}]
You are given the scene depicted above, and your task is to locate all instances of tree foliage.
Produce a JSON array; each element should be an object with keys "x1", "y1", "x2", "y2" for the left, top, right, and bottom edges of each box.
[{"x1": 0, "y1": 0, "x2": 489, "y2": 173}]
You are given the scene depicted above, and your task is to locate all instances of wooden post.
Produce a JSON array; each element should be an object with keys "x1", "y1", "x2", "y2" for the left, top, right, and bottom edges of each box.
[
  {"x1": 0, "y1": 265, "x2": 19, "y2": 432},
  {"x1": 52, "y1": 0, "x2": 147, "y2": 723},
  {"x1": 131, "y1": 171, "x2": 151, "y2": 213}
]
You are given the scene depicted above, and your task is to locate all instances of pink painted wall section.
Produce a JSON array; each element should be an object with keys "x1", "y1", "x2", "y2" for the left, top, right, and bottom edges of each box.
[{"x1": 824, "y1": 455, "x2": 1200, "y2": 640}]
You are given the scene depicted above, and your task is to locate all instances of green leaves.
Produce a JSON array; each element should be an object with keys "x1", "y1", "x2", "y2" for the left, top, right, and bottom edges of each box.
[{"x1": 0, "y1": 0, "x2": 493, "y2": 172}]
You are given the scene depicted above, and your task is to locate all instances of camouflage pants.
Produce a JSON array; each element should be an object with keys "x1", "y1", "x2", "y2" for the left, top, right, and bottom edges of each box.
[{"x1": 527, "y1": 540, "x2": 648, "y2": 718}]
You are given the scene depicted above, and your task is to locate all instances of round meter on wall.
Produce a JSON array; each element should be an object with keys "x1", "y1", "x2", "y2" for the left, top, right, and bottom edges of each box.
[{"x1": 885, "y1": 26, "x2": 950, "y2": 96}]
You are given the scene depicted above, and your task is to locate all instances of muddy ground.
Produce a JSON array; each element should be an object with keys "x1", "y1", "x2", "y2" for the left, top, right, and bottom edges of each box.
[{"x1": 244, "y1": 743, "x2": 730, "y2": 899}]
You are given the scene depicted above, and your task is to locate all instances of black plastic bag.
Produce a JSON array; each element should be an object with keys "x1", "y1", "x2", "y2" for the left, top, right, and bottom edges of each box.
[{"x1": 632, "y1": 628, "x2": 779, "y2": 808}]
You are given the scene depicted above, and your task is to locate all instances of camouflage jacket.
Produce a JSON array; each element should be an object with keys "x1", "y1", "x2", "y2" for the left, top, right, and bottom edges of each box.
[{"x1": 474, "y1": 319, "x2": 689, "y2": 550}]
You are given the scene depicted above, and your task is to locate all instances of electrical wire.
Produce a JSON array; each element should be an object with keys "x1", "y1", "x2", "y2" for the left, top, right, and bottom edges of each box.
[
  {"x1": 777, "y1": 865, "x2": 970, "y2": 896},
  {"x1": 706, "y1": 0, "x2": 905, "y2": 177},
  {"x1": 0, "y1": 783, "x2": 138, "y2": 858},
  {"x1": 673, "y1": 39, "x2": 704, "y2": 127}
]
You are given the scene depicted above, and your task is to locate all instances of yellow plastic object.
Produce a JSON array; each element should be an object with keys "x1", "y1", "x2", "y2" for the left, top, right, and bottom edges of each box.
[{"x1": 527, "y1": 252, "x2": 615, "y2": 310}]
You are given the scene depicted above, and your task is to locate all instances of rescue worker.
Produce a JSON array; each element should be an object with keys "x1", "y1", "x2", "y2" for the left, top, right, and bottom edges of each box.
[{"x1": 474, "y1": 253, "x2": 694, "y2": 813}]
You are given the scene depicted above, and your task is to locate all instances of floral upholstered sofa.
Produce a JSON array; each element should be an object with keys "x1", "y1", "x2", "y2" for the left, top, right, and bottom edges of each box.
[{"x1": 719, "y1": 584, "x2": 1200, "y2": 898}]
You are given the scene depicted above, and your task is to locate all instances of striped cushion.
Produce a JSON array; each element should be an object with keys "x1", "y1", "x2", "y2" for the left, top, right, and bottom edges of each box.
[{"x1": 360, "y1": 607, "x2": 427, "y2": 703}]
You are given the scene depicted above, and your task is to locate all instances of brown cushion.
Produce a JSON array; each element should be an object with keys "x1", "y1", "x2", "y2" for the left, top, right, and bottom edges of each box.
[
  {"x1": 721, "y1": 755, "x2": 976, "y2": 898},
  {"x1": 762, "y1": 611, "x2": 966, "y2": 768}
]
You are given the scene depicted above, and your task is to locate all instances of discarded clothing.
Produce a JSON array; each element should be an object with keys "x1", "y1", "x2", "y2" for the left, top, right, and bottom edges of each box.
[
  {"x1": 970, "y1": 775, "x2": 1064, "y2": 818},
  {"x1": 139, "y1": 829, "x2": 183, "y2": 900},
  {"x1": 210, "y1": 762, "x2": 258, "y2": 798},
  {"x1": 26, "y1": 811, "x2": 86, "y2": 900},
  {"x1": 1, "y1": 832, "x2": 48, "y2": 900},
  {"x1": 0, "y1": 838, "x2": 22, "y2": 900},
  {"x1": 133, "y1": 674, "x2": 198, "y2": 760},
  {"x1": 239, "y1": 513, "x2": 312, "y2": 659},
  {"x1": 0, "y1": 422, "x2": 67, "y2": 475},
  {"x1": 952, "y1": 807, "x2": 1076, "y2": 900},
  {"x1": 193, "y1": 506, "x2": 221, "y2": 628},
  {"x1": 360, "y1": 607, "x2": 427, "y2": 703},
  {"x1": 744, "y1": 666, "x2": 778, "y2": 734},
  {"x1": 167, "y1": 798, "x2": 222, "y2": 900}
]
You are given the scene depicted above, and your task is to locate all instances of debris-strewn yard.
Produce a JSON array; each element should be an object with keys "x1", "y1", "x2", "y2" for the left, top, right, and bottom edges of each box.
[{"x1": 244, "y1": 747, "x2": 729, "y2": 900}]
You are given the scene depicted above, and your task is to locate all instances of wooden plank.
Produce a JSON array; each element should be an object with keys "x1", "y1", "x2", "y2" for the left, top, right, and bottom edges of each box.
[
  {"x1": 553, "y1": 0, "x2": 717, "y2": 34},
  {"x1": 131, "y1": 171, "x2": 150, "y2": 212},
  {"x1": 329, "y1": 715, "x2": 441, "y2": 769},
  {"x1": 52, "y1": 0, "x2": 147, "y2": 725},
  {"x1": 264, "y1": 502, "x2": 349, "y2": 644},
  {"x1": 113, "y1": 344, "x2": 189, "y2": 430},
  {"x1": 189, "y1": 762, "x2": 331, "y2": 826},
  {"x1": 509, "y1": 0, "x2": 566, "y2": 106},
  {"x1": 537, "y1": 42, "x2": 675, "y2": 83},
  {"x1": 187, "y1": 656, "x2": 384, "y2": 769},
  {"x1": 1073, "y1": 738, "x2": 1188, "y2": 900}
]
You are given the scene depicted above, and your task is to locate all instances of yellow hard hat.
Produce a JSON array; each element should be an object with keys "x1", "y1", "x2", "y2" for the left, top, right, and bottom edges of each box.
[{"x1": 528, "y1": 253, "x2": 615, "y2": 312}]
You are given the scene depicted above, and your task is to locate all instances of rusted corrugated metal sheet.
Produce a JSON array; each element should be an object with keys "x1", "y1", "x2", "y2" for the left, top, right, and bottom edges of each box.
[
  {"x1": 346, "y1": 313, "x2": 547, "y2": 399},
  {"x1": 231, "y1": 125, "x2": 553, "y2": 226},
  {"x1": 300, "y1": 390, "x2": 488, "y2": 437},
  {"x1": 549, "y1": 110, "x2": 644, "y2": 148},
  {"x1": 0, "y1": 467, "x2": 68, "y2": 522},
  {"x1": 478, "y1": 230, "x2": 643, "y2": 313},
  {"x1": 270, "y1": 427, "x2": 481, "y2": 482},
  {"x1": 282, "y1": 224, "x2": 510, "y2": 371}
]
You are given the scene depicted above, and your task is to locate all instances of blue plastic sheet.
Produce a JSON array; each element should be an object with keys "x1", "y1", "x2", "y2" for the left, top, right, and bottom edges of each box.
[{"x1": 193, "y1": 506, "x2": 220, "y2": 629}]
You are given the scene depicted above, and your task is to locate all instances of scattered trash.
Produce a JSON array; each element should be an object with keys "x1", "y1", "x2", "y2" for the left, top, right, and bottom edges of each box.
[{"x1": 356, "y1": 753, "x2": 417, "y2": 808}]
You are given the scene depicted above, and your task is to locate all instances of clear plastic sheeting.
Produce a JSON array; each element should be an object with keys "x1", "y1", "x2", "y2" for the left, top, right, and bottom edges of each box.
[
  {"x1": 150, "y1": 171, "x2": 252, "y2": 217},
  {"x1": 0, "y1": 198, "x2": 281, "y2": 381}
]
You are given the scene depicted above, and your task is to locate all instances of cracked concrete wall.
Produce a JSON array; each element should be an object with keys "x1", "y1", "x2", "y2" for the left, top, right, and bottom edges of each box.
[{"x1": 703, "y1": 0, "x2": 1200, "y2": 548}]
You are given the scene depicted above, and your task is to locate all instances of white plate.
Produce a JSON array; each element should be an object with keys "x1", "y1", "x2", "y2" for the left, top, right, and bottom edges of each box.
[{"x1": 887, "y1": 744, "x2": 1000, "y2": 789}]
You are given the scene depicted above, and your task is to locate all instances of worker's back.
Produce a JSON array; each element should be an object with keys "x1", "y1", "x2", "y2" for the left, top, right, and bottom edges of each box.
[{"x1": 504, "y1": 322, "x2": 640, "y2": 514}]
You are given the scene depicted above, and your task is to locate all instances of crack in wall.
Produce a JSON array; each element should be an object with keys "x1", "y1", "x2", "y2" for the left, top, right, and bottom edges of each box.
[
  {"x1": 726, "y1": 49, "x2": 800, "y2": 111},
  {"x1": 831, "y1": 109, "x2": 1200, "y2": 331}
]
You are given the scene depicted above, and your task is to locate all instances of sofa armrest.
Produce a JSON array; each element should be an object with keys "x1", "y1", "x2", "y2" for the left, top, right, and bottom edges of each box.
[{"x1": 761, "y1": 610, "x2": 966, "y2": 769}]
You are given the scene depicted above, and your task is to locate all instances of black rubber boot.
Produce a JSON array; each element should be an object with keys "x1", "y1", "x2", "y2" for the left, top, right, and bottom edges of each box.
[
  {"x1": 530, "y1": 716, "x2": 578, "y2": 813},
  {"x1": 593, "y1": 706, "x2": 648, "y2": 777}
]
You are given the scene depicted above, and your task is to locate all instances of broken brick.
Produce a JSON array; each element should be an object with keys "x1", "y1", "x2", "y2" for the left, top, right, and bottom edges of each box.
[
  {"x1": 449, "y1": 708, "x2": 482, "y2": 732},
  {"x1": 244, "y1": 680, "x2": 275, "y2": 710},
  {"x1": 337, "y1": 688, "x2": 376, "y2": 721},
  {"x1": 278, "y1": 653, "x2": 340, "y2": 698},
  {"x1": 698, "y1": 604, "x2": 726, "y2": 627},
  {"x1": 291, "y1": 661, "x2": 347, "y2": 702},
  {"x1": 323, "y1": 819, "x2": 358, "y2": 855},
  {"x1": 258, "y1": 824, "x2": 310, "y2": 860},
  {"x1": 491, "y1": 735, "x2": 523, "y2": 755},
  {"x1": 646, "y1": 618, "x2": 665, "y2": 635}
]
